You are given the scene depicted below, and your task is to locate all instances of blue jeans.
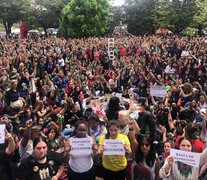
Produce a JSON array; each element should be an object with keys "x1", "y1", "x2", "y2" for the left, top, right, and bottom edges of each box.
[{"x1": 60, "y1": 126, "x2": 74, "y2": 138}]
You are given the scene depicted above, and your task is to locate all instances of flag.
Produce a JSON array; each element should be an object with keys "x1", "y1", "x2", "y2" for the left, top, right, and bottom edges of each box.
[{"x1": 20, "y1": 23, "x2": 28, "y2": 39}]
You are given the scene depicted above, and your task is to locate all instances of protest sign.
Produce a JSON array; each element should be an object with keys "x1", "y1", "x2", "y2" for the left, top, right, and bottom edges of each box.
[
  {"x1": 115, "y1": 93, "x2": 122, "y2": 99},
  {"x1": 170, "y1": 148, "x2": 201, "y2": 167},
  {"x1": 69, "y1": 138, "x2": 92, "y2": 155},
  {"x1": 0, "y1": 124, "x2": 5, "y2": 144},
  {"x1": 103, "y1": 139, "x2": 125, "y2": 155},
  {"x1": 150, "y1": 85, "x2": 167, "y2": 98}
]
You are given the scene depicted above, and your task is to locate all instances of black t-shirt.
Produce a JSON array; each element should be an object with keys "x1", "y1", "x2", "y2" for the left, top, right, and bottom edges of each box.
[
  {"x1": 64, "y1": 110, "x2": 83, "y2": 126},
  {"x1": 17, "y1": 151, "x2": 63, "y2": 180},
  {"x1": 0, "y1": 150, "x2": 14, "y2": 180},
  {"x1": 5, "y1": 89, "x2": 19, "y2": 103}
]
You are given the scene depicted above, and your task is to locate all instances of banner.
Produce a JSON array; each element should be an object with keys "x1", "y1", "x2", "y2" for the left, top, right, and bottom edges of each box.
[
  {"x1": 0, "y1": 124, "x2": 6, "y2": 144},
  {"x1": 69, "y1": 138, "x2": 92, "y2": 155},
  {"x1": 20, "y1": 23, "x2": 28, "y2": 39},
  {"x1": 150, "y1": 85, "x2": 167, "y2": 98},
  {"x1": 170, "y1": 148, "x2": 201, "y2": 167},
  {"x1": 103, "y1": 139, "x2": 125, "y2": 155}
]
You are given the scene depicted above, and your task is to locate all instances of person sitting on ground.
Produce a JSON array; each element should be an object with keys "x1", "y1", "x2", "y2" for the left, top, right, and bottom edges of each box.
[{"x1": 16, "y1": 136, "x2": 64, "y2": 180}]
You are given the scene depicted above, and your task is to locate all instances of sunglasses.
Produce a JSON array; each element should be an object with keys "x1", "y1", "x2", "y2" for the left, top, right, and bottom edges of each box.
[{"x1": 141, "y1": 143, "x2": 150, "y2": 147}]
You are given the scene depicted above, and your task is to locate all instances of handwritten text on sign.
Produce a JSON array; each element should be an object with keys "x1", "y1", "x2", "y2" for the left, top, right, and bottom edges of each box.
[
  {"x1": 103, "y1": 139, "x2": 125, "y2": 155},
  {"x1": 0, "y1": 124, "x2": 5, "y2": 144},
  {"x1": 170, "y1": 148, "x2": 201, "y2": 167},
  {"x1": 150, "y1": 85, "x2": 167, "y2": 98},
  {"x1": 69, "y1": 138, "x2": 92, "y2": 155}
]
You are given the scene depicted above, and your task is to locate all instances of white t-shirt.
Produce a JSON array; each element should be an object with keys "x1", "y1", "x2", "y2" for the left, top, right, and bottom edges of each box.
[
  {"x1": 164, "y1": 65, "x2": 175, "y2": 75},
  {"x1": 68, "y1": 137, "x2": 93, "y2": 173},
  {"x1": 75, "y1": 99, "x2": 87, "y2": 112},
  {"x1": 199, "y1": 102, "x2": 207, "y2": 109},
  {"x1": 19, "y1": 139, "x2": 33, "y2": 161},
  {"x1": 58, "y1": 58, "x2": 65, "y2": 67}
]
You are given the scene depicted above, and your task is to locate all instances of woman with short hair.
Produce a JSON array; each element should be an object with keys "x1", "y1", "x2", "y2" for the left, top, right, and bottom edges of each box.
[{"x1": 65, "y1": 120, "x2": 98, "y2": 180}]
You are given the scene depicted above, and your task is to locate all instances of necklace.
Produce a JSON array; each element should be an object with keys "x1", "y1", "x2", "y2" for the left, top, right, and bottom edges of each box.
[{"x1": 177, "y1": 162, "x2": 192, "y2": 178}]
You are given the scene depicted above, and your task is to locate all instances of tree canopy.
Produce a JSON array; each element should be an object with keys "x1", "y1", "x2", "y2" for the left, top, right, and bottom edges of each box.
[
  {"x1": 0, "y1": 0, "x2": 207, "y2": 36},
  {"x1": 125, "y1": 0, "x2": 206, "y2": 35},
  {"x1": 125, "y1": 0, "x2": 157, "y2": 35},
  {"x1": 192, "y1": 0, "x2": 207, "y2": 33},
  {"x1": 28, "y1": 0, "x2": 67, "y2": 34},
  {"x1": 0, "y1": 0, "x2": 29, "y2": 34},
  {"x1": 59, "y1": 0, "x2": 110, "y2": 37}
]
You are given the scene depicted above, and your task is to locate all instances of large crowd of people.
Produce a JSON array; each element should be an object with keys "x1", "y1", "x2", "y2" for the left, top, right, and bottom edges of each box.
[{"x1": 0, "y1": 34, "x2": 207, "y2": 180}]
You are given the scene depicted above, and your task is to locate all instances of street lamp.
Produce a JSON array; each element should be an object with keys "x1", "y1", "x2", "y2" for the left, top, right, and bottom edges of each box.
[{"x1": 108, "y1": 12, "x2": 114, "y2": 37}]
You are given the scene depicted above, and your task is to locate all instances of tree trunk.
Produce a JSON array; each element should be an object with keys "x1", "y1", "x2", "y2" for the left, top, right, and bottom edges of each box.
[
  {"x1": 7, "y1": 23, "x2": 12, "y2": 34},
  {"x1": 198, "y1": 26, "x2": 202, "y2": 36},
  {"x1": 3, "y1": 20, "x2": 12, "y2": 35},
  {"x1": 43, "y1": 27, "x2": 48, "y2": 36}
]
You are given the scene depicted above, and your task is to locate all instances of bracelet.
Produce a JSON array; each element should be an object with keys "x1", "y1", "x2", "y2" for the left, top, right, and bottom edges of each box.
[{"x1": 58, "y1": 117, "x2": 64, "y2": 122}]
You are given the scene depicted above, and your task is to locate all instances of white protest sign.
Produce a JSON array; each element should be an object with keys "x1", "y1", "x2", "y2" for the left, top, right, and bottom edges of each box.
[
  {"x1": 69, "y1": 138, "x2": 92, "y2": 155},
  {"x1": 170, "y1": 148, "x2": 201, "y2": 167},
  {"x1": 115, "y1": 93, "x2": 122, "y2": 99},
  {"x1": 150, "y1": 85, "x2": 167, "y2": 98},
  {"x1": 0, "y1": 124, "x2": 6, "y2": 144},
  {"x1": 103, "y1": 139, "x2": 125, "y2": 155}
]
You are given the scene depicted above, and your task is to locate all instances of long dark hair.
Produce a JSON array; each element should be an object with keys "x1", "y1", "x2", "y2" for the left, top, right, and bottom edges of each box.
[
  {"x1": 106, "y1": 97, "x2": 122, "y2": 120},
  {"x1": 138, "y1": 111, "x2": 156, "y2": 141},
  {"x1": 105, "y1": 120, "x2": 120, "y2": 139},
  {"x1": 33, "y1": 137, "x2": 47, "y2": 149},
  {"x1": 135, "y1": 135, "x2": 156, "y2": 168},
  {"x1": 108, "y1": 97, "x2": 121, "y2": 111}
]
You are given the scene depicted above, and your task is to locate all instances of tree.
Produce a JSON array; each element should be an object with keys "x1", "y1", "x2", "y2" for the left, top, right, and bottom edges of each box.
[
  {"x1": 125, "y1": 0, "x2": 157, "y2": 35},
  {"x1": 112, "y1": 6, "x2": 125, "y2": 27},
  {"x1": 169, "y1": 0, "x2": 196, "y2": 34},
  {"x1": 28, "y1": 0, "x2": 68, "y2": 34},
  {"x1": 192, "y1": 0, "x2": 207, "y2": 34},
  {"x1": 0, "y1": 0, "x2": 29, "y2": 34},
  {"x1": 59, "y1": 0, "x2": 110, "y2": 37},
  {"x1": 124, "y1": 0, "x2": 199, "y2": 35},
  {"x1": 153, "y1": 0, "x2": 171, "y2": 30},
  {"x1": 184, "y1": 27, "x2": 199, "y2": 37}
]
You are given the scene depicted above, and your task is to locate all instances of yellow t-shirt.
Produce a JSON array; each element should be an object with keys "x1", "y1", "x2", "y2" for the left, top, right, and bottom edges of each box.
[{"x1": 99, "y1": 133, "x2": 130, "y2": 171}]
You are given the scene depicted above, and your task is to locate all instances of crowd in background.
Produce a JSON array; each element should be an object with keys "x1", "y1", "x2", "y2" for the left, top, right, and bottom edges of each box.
[{"x1": 0, "y1": 34, "x2": 207, "y2": 180}]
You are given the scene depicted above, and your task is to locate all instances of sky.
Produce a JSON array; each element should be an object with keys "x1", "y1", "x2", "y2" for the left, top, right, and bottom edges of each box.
[{"x1": 111, "y1": 0, "x2": 125, "y2": 6}]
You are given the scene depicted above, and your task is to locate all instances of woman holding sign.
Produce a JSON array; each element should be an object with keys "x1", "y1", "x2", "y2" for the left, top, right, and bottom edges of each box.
[
  {"x1": 65, "y1": 120, "x2": 98, "y2": 180},
  {"x1": 97, "y1": 120, "x2": 132, "y2": 180},
  {"x1": 159, "y1": 137, "x2": 206, "y2": 179}
]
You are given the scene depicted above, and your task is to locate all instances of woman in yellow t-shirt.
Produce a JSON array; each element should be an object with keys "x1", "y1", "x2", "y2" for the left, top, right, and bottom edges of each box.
[{"x1": 97, "y1": 120, "x2": 132, "y2": 180}]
